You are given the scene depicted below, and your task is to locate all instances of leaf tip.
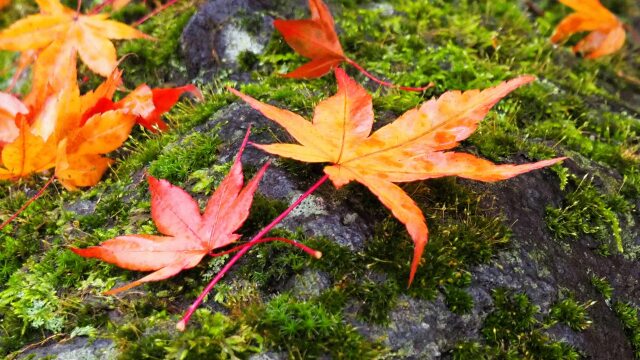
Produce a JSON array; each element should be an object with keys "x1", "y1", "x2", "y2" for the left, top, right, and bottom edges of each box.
[
  {"x1": 184, "y1": 84, "x2": 204, "y2": 101},
  {"x1": 516, "y1": 74, "x2": 537, "y2": 84}
]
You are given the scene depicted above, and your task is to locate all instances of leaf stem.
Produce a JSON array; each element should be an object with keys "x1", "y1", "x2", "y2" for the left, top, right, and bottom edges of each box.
[
  {"x1": 133, "y1": 0, "x2": 179, "y2": 27},
  {"x1": 0, "y1": 176, "x2": 55, "y2": 231},
  {"x1": 177, "y1": 174, "x2": 329, "y2": 331},
  {"x1": 345, "y1": 58, "x2": 433, "y2": 92},
  {"x1": 89, "y1": 0, "x2": 115, "y2": 14},
  {"x1": 209, "y1": 237, "x2": 322, "y2": 259},
  {"x1": 75, "y1": 0, "x2": 82, "y2": 17}
]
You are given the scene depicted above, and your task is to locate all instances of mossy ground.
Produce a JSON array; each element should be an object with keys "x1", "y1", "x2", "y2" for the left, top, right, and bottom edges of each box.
[{"x1": 0, "y1": 0, "x2": 639, "y2": 358}]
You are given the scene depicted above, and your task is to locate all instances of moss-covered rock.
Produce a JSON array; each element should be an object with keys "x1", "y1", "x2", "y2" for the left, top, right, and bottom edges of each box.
[{"x1": 1, "y1": 0, "x2": 640, "y2": 358}]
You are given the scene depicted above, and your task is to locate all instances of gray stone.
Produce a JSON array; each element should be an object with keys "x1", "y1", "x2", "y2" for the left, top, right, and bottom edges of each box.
[
  {"x1": 64, "y1": 199, "x2": 97, "y2": 216},
  {"x1": 181, "y1": 0, "x2": 306, "y2": 78},
  {"x1": 248, "y1": 352, "x2": 287, "y2": 360},
  {"x1": 19, "y1": 338, "x2": 115, "y2": 360}
]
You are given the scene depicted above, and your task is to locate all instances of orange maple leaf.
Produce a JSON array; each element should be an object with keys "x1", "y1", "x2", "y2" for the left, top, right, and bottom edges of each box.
[
  {"x1": 0, "y1": 117, "x2": 57, "y2": 179},
  {"x1": 551, "y1": 0, "x2": 626, "y2": 59},
  {"x1": 71, "y1": 134, "x2": 270, "y2": 295},
  {"x1": 0, "y1": 0, "x2": 150, "y2": 77},
  {"x1": 0, "y1": 69, "x2": 201, "y2": 189},
  {"x1": 0, "y1": 92, "x2": 28, "y2": 146},
  {"x1": 230, "y1": 69, "x2": 565, "y2": 284},
  {"x1": 274, "y1": 0, "x2": 431, "y2": 91}
]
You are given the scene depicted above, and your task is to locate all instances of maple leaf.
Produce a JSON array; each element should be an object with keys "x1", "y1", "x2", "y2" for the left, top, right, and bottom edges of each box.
[
  {"x1": 83, "y1": 82, "x2": 204, "y2": 132},
  {"x1": 0, "y1": 117, "x2": 57, "y2": 179},
  {"x1": 0, "y1": 66, "x2": 201, "y2": 189},
  {"x1": 274, "y1": 0, "x2": 431, "y2": 91},
  {"x1": 0, "y1": 92, "x2": 28, "y2": 146},
  {"x1": 230, "y1": 69, "x2": 566, "y2": 284},
  {"x1": 551, "y1": 0, "x2": 626, "y2": 59},
  {"x1": 0, "y1": 0, "x2": 150, "y2": 77},
  {"x1": 71, "y1": 133, "x2": 270, "y2": 295}
]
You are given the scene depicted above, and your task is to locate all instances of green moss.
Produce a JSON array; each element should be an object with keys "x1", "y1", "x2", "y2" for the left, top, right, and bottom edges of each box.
[
  {"x1": 352, "y1": 279, "x2": 400, "y2": 324},
  {"x1": 548, "y1": 296, "x2": 595, "y2": 332},
  {"x1": 613, "y1": 302, "x2": 640, "y2": 359},
  {"x1": 0, "y1": 0, "x2": 638, "y2": 356},
  {"x1": 590, "y1": 275, "x2": 614, "y2": 301},
  {"x1": 0, "y1": 189, "x2": 65, "y2": 284},
  {"x1": 117, "y1": 2, "x2": 196, "y2": 87},
  {"x1": 238, "y1": 230, "x2": 319, "y2": 289},
  {"x1": 240, "y1": 195, "x2": 289, "y2": 237},
  {"x1": 237, "y1": 179, "x2": 510, "y2": 323},
  {"x1": 115, "y1": 310, "x2": 263, "y2": 359},
  {"x1": 0, "y1": 246, "x2": 115, "y2": 354},
  {"x1": 452, "y1": 289, "x2": 583, "y2": 360},
  {"x1": 165, "y1": 86, "x2": 237, "y2": 130},
  {"x1": 149, "y1": 130, "x2": 223, "y2": 183},
  {"x1": 365, "y1": 179, "x2": 511, "y2": 303},
  {"x1": 252, "y1": 294, "x2": 385, "y2": 359},
  {"x1": 443, "y1": 286, "x2": 474, "y2": 315},
  {"x1": 237, "y1": 50, "x2": 261, "y2": 72},
  {"x1": 546, "y1": 175, "x2": 625, "y2": 254}
]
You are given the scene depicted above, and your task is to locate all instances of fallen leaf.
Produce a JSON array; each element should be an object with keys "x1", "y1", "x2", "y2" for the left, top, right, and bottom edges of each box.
[
  {"x1": 230, "y1": 69, "x2": 565, "y2": 284},
  {"x1": 117, "y1": 84, "x2": 204, "y2": 131},
  {"x1": 551, "y1": 0, "x2": 626, "y2": 59},
  {"x1": 0, "y1": 92, "x2": 28, "y2": 145},
  {"x1": 274, "y1": 0, "x2": 432, "y2": 91},
  {"x1": 0, "y1": 0, "x2": 150, "y2": 77},
  {"x1": 0, "y1": 65, "x2": 201, "y2": 188},
  {"x1": 71, "y1": 132, "x2": 269, "y2": 294},
  {"x1": 0, "y1": 117, "x2": 56, "y2": 179}
]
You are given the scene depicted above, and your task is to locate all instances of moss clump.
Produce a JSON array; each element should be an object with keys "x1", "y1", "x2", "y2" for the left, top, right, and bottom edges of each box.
[
  {"x1": 0, "y1": 247, "x2": 114, "y2": 355},
  {"x1": 590, "y1": 275, "x2": 614, "y2": 301},
  {"x1": 238, "y1": 230, "x2": 322, "y2": 290},
  {"x1": 613, "y1": 302, "x2": 640, "y2": 359},
  {"x1": 0, "y1": 187, "x2": 68, "y2": 283},
  {"x1": 546, "y1": 175, "x2": 626, "y2": 254},
  {"x1": 548, "y1": 296, "x2": 595, "y2": 332},
  {"x1": 149, "y1": 131, "x2": 223, "y2": 183},
  {"x1": 443, "y1": 285, "x2": 475, "y2": 315},
  {"x1": 365, "y1": 179, "x2": 511, "y2": 303},
  {"x1": 114, "y1": 291, "x2": 385, "y2": 359},
  {"x1": 116, "y1": 310, "x2": 263, "y2": 359},
  {"x1": 452, "y1": 289, "x2": 587, "y2": 359},
  {"x1": 252, "y1": 294, "x2": 385, "y2": 359},
  {"x1": 116, "y1": 2, "x2": 196, "y2": 87}
]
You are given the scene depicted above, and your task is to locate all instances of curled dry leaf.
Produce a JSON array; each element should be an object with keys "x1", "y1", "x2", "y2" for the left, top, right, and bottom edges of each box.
[
  {"x1": 230, "y1": 69, "x2": 566, "y2": 284},
  {"x1": 551, "y1": 0, "x2": 626, "y2": 59},
  {"x1": 0, "y1": 0, "x2": 150, "y2": 77},
  {"x1": 71, "y1": 132, "x2": 269, "y2": 295},
  {"x1": 274, "y1": 0, "x2": 432, "y2": 91}
]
